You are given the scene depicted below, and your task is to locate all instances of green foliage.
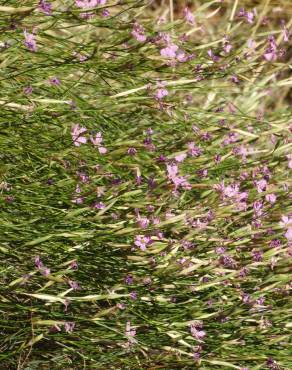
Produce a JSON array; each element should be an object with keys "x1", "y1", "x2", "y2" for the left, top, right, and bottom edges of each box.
[{"x1": 0, "y1": 1, "x2": 291, "y2": 369}]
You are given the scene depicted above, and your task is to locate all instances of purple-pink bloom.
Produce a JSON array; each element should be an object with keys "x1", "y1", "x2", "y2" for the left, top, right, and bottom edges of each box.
[
  {"x1": 68, "y1": 280, "x2": 80, "y2": 290},
  {"x1": 281, "y1": 20, "x2": 290, "y2": 42},
  {"x1": 188, "y1": 142, "x2": 202, "y2": 157},
  {"x1": 286, "y1": 154, "x2": 292, "y2": 169},
  {"x1": 64, "y1": 322, "x2": 75, "y2": 333},
  {"x1": 90, "y1": 132, "x2": 103, "y2": 146},
  {"x1": 246, "y1": 11, "x2": 255, "y2": 24},
  {"x1": 134, "y1": 235, "x2": 152, "y2": 251},
  {"x1": 167, "y1": 163, "x2": 178, "y2": 178},
  {"x1": 125, "y1": 321, "x2": 137, "y2": 345},
  {"x1": 38, "y1": 0, "x2": 52, "y2": 15},
  {"x1": 175, "y1": 153, "x2": 187, "y2": 162},
  {"x1": 49, "y1": 77, "x2": 60, "y2": 86},
  {"x1": 207, "y1": 49, "x2": 220, "y2": 62},
  {"x1": 90, "y1": 132, "x2": 107, "y2": 153},
  {"x1": 160, "y1": 44, "x2": 178, "y2": 58},
  {"x1": 93, "y1": 201, "x2": 105, "y2": 209},
  {"x1": 71, "y1": 124, "x2": 87, "y2": 146},
  {"x1": 190, "y1": 323, "x2": 206, "y2": 341},
  {"x1": 285, "y1": 228, "x2": 292, "y2": 242},
  {"x1": 265, "y1": 193, "x2": 277, "y2": 203},
  {"x1": 102, "y1": 9, "x2": 110, "y2": 17},
  {"x1": 132, "y1": 23, "x2": 146, "y2": 42},
  {"x1": 24, "y1": 86, "x2": 33, "y2": 95},
  {"x1": 34, "y1": 256, "x2": 43, "y2": 269},
  {"x1": 255, "y1": 179, "x2": 267, "y2": 193},
  {"x1": 23, "y1": 30, "x2": 37, "y2": 52},
  {"x1": 155, "y1": 87, "x2": 168, "y2": 100},
  {"x1": 183, "y1": 7, "x2": 195, "y2": 25},
  {"x1": 75, "y1": 0, "x2": 100, "y2": 8},
  {"x1": 135, "y1": 210, "x2": 150, "y2": 229},
  {"x1": 279, "y1": 215, "x2": 291, "y2": 228}
]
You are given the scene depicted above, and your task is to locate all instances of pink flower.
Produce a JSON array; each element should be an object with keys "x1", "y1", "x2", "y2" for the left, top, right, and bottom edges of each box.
[
  {"x1": 64, "y1": 322, "x2": 75, "y2": 333},
  {"x1": 93, "y1": 201, "x2": 105, "y2": 209},
  {"x1": 224, "y1": 184, "x2": 240, "y2": 198},
  {"x1": 155, "y1": 88, "x2": 168, "y2": 100},
  {"x1": 280, "y1": 215, "x2": 292, "y2": 228},
  {"x1": 39, "y1": 0, "x2": 52, "y2": 15},
  {"x1": 265, "y1": 193, "x2": 277, "y2": 203},
  {"x1": 237, "y1": 8, "x2": 255, "y2": 24},
  {"x1": 264, "y1": 36, "x2": 278, "y2": 61},
  {"x1": 125, "y1": 321, "x2": 137, "y2": 345},
  {"x1": 160, "y1": 44, "x2": 178, "y2": 58},
  {"x1": 264, "y1": 50, "x2": 277, "y2": 62},
  {"x1": 190, "y1": 323, "x2": 206, "y2": 341},
  {"x1": 75, "y1": 0, "x2": 99, "y2": 8},
  {"x1": 207, "y1": 49, "x2": 220, "y2": 62},
  {"x1": 171, "y1": 175, "x2": 192, "y2": 190},
  {"x1": 98, "y1": 146, "x2": 107, "y2": 154},
  {"x1": 135, "y1": 210, "x2": 150, "y2": 229},
  {"x1": 247, "y1": 39, "x2": 256, "y2": 49},
  {"x1": 132, "y1": 23, "x2": 146, "y2": 42},
  {"x1": 286, "y1": 154, "x2": 292, "y2": 169},
  {"x1": 23, "y1": 30, "x2": 37, "y2": 52},
  {"x1": 223, "y1": 42, "x2": 232, "y2": 53},
  {"x1": 90, "y1": 132, "x2": 107, "y2": 153},
  {"x1": 134, "y1": 235, "x2": 152, "y2": 251},
  {"x1": 71, "y1": 124, "x2": 87, "y2": 146},
  {"x1": 167, "y1": 163, "x2": 178, "y2": 178},
  {"x1": 285, "y1": 228, "x2": 292, "y2": 242},
  {"x1": 255, "y1": 179, "x2": 267, "y2": 193},
  {"x1": 175, "y1": 153, "x2": 187, "y2": 162},
  {"x1": 90, "y1": 132, "x2": 103, "y2": 146},
  {"x1": 183, "y1": 7, "x2": 195, "y2": 25},
  {"x1": 281, "y1": 21, "x2": 290, "y2": 42},
  {"x1": 102, "y1": 9, "x2": 110, "y2": 17},
  {"x1": 187, "y1": 142, "x2": 202, "y2": 157},
  {"x1": 246, "y1": 11, "x2": 255, "y2": 24},
  {"x1": 49, "y1": 77, "x2": 60, "y2": 86}
]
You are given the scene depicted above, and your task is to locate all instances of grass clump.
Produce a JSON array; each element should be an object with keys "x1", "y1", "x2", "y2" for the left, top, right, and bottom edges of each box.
[{"x1": 0, "y1": 1, "x2": 291, "y2": 369}]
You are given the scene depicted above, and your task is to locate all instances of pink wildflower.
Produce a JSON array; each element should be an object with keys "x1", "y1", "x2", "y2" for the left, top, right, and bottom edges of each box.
[
  {"x1": 23, "y1": 30, "x2": 37, "y2": 52},
  {"x1": 281, "y1": 21, "x2": 290, "y2": 42},
  {"x1": 39, "y1": 0, "x2": 52, "y2": 15},
  {"x1": 237, "y1": 8, "x2": 256, "y2": 24},
  {"x1": 49, "y1": 77, "x2": 60, "y2": 86},
  {"x1": 125, "y1": 321, "x2": 137, "y2": 345},
  {"x1": 175, "y1": 153, "x2": 187, "y2": 162},
  {"x1": 190, "y1": 323, "x2": 206, "y2": 341},
  {"x1": 285, "y1": 228, "x2": 292, "y2": 242},
  {"x1": 135, "y1": 210, "x2": 150, "y2": 229},
  {"x1": 286, "y1": 154, "x2": 292, "y2": 169},
  {"x1": 102, "y1": 9, "x2": 110, "y2": 17},
  {"x1": 75, "y1": 0, "x2": 97, "y2": 8},
  {"x1": 279, "y1": 215, "x2": 292, "y2": 228},
  {"x1": 71, "y1": 124, "x2": 87, "y2": 146},
  {"x1": 167, "y1": 163, "x2": 179, "y2": 178},
  {"x1": 90, "y1": 132, "x2": 107, "y2": 153},
  {"x1": 64, "y1": 322, "x2": 75, "y2": 333},
  {"x1": 223, "y1": 42, "x2": 232, "y2": 53},
  {"x1": 264, "y1": 36, "x2": 278, "y2": 62},
  {"x1": 265, "y1": 193, "x2": 277, "y2": 203},
  {"x1": 132, "y1": 23, "x2": 146, "y2": 42},
  {"x1": 134, "y1": 235, "x2": 152, "y2": 251},
  {"x1": 183, "y1": 7, "x2": 195, "y2": 25},
  {"x1": 255, "y1": 179, "x2": 267, "y2": 193},
  {"x1": 207, "y1": 49, "x2": 220, "y2": 62},
  {"x1": 188, "y1": 142, "x2": 202, "y2": 157},
  {"x1": 155, "y1": 87, "x2": 168, "y2": 100},
  {"x1": 160, "y1": 44, "x2": 178, "y2": 58}
]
